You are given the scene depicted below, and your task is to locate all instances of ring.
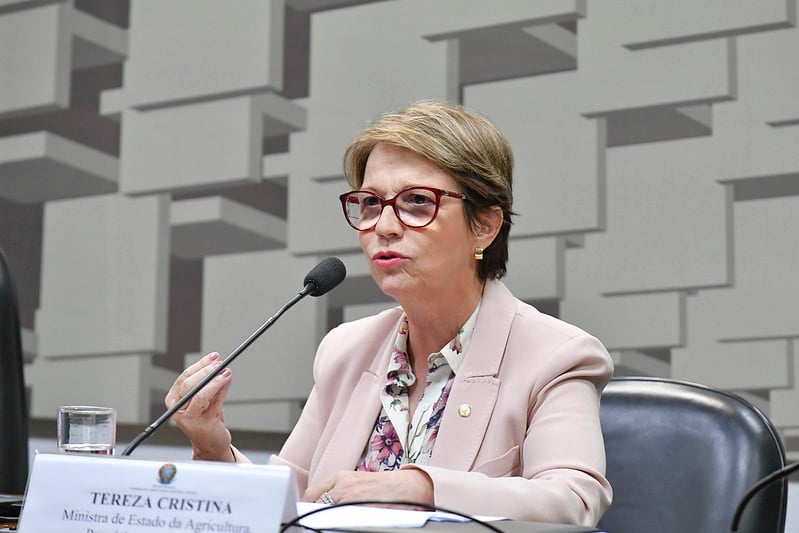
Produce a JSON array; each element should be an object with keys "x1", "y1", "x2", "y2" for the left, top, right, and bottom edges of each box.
[{"x1": 320, "y1": 491, "x2": 335, "y2": 505}]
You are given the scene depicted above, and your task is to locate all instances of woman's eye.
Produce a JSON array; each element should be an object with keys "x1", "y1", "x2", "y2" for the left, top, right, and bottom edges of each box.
[
  {"x1": 408, "y1": 194, "x2": 433, "y2": 205},
  {"x1": 363, "y1": 196, "x2": 381, "y2": 208}
]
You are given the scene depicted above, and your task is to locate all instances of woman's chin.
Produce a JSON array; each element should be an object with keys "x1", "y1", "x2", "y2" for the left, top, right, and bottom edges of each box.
[
  {"x1": 374, "y1": 278, "x2": 413, "y2": 302},
  {"x1": 376, "y1": 283, "x2": 403, "y2": 301}
]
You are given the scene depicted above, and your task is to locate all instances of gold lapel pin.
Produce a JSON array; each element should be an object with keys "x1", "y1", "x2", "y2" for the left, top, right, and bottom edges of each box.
[{"x1": 458, "y1": 404, "x2": 472, "y2": 417}]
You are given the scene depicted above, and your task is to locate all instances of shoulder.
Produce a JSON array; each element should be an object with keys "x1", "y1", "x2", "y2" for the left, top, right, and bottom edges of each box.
[
  {"x1": 513, "y1": 300, "x2": 597, "y2": 346},
  {"x1": 314, "y1": 305, "x2": 404, "y2": 374},
  {"x1": 482, "y1": 281, "x2": 613, "y2": 384},
  {"x1": 519, "y1": 307, "x2": 611, "y2": 377},
  {"x1": 482, "y1": 279, "x2": 598, "y2": 346}
]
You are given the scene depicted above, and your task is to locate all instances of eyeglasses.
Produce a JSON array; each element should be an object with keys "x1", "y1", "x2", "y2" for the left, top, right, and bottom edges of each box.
[{"x1": 339, "y1": 186, "x2": 467, "y2": 231}]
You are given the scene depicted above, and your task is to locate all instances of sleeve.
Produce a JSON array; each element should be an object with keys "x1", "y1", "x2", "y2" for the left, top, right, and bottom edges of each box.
[{"x1": 403, "y1": 334, "x2": 613, "y2": 527}]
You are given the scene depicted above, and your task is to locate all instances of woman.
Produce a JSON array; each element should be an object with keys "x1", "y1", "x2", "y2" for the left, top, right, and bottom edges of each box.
[{"x1": 166, "y1": 101, "x2": 613, "y2": 526}]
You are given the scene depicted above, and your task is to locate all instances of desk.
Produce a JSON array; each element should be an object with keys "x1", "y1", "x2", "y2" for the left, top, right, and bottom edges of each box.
[
  {"x1": 0, "y1": 513, "x2": 601, "y2": 533},
  {"x1": 347, "y1": 522, "x2": 599, "y2": 532},
  {"x1": 1, "y1": 495, "x2": 599, "y2": 533},
  {"x1": 1, "y1": 520, "x2": 599, "y2": 532}
]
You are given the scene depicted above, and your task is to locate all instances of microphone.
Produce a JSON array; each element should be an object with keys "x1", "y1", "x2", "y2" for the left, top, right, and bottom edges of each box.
[
  {"x1": 303, "y1": 256, "x2": 347, "y2": 296},
  {"x1": 730, "y1": 461, "x2": 796, "y2": 531},
  {"x1": 121, "y1": 257, "x2": 347, "y2": 456}
]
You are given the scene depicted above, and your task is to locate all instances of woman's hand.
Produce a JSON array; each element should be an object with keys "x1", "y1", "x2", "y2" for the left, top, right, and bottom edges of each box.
[
  {"x1": 304, "y1": 469, "x2": 434, "y2": 508},
  {"x1": 165, "y1": 352, "x2": 235, "y2": 462}
]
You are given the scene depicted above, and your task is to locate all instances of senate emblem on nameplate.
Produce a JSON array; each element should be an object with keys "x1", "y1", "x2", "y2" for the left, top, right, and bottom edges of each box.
[{"x1": 158, "y1": 463, "x2": 177, "y2": 484}]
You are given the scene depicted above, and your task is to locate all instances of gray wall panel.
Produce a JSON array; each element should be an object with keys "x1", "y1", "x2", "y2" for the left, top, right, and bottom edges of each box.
[{"x1": 1, "y1": 0, "x2": 798, "y2": 460}]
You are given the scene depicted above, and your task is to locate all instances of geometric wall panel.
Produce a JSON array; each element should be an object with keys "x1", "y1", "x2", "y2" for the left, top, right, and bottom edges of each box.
[
  {"x1": 672, "y1": 194, "x2": 799, "y2": 391},
  {"x1": 466, "y1": 77, "x2": 606, "y2": 237},
  {"x1": 193, "y1": 250, "x2": 329, "y2": 431},
  {"x1": 736, "y1": 21, "x2": 799, "y2": 123},
  {"x1": 456, "y1": 22, "x2": 577, "y2": 88},
  {"x1": 0, "y1": 1, "x2": 125, "y2": 210},
  {"x1": 771, "y1": 341, "x2": 799, "y2": 432},
  {"x1": 0, "y1": 2, "x2": 126, "y2": 118},
  {"x1": 580, "y1": 36, "x2": 735, "y2": 116},
  {"x1": 596, "y1": 138, "x2": 732, "y2": 295},
  {"x1": 605, "y1": 0, "x2": 794, "y2": 49},
  {"x1": 504, "y1": 236, "x2": 564, "y2": 303},
  {"x1": 0, "y1": 132, "x2": 117, "y2": 203},
  {"x1": 3, "y1": 0, "x2": 799, "y2": 461},
  {"x1": 34, "y1": 193, "x2": 169, "y2": 358},
  {"x1": 562, "y1": 280, "x2": 686, "y2": 354},
  {"x1": 673, "y1": 335, "x2": 790, "y2": 391},
  {"x1": 0, "y1": 4, "x2": 69, "y2": 117},
  {"x1": 715, "y1": 196, "x2": 799, "y2": 342},
  {"x1": 170, "y1": 196, "x2": 287, "y2": 259},
  {"x1": 122, "y1": 0, "x2": 284, "y2": 109},
  {"x1": 25, "y1": 353, "x2": 177, "y2": 424},
  {"x1": 118, "y1": 95, "x2": 305, "y2": 195},
  {"x1": 605, "y1": 103, "x2": 712, "y2": 147}
]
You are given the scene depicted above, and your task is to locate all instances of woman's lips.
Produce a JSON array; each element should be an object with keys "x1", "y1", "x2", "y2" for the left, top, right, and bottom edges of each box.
[{"x1": 372, "y1": 252, "x2": 405, "y2": 267}]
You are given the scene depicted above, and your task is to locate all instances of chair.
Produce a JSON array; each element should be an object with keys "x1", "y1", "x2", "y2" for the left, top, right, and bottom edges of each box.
[
  {"x1": 0, "y1": 245, "x2": 29, "y2": 494},
  {"x1": 597, "y1": 377, "x2": 787, "y2": 533}
]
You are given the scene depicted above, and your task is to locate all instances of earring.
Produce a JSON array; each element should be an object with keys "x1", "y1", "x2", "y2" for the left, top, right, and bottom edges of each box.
[{"x1": 474, "y1": 247, "x2": 484, "y2": 261}]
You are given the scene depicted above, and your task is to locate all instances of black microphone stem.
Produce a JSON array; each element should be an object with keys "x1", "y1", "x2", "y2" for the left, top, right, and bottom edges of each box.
[{"x1": 121, "y1": 283, "x2": 314, "y2": 457}]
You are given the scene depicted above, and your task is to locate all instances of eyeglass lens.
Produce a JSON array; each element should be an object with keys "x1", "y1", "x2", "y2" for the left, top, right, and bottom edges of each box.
[{"x1": 343, "y1": 188, "x2": 441, "y2": 229}]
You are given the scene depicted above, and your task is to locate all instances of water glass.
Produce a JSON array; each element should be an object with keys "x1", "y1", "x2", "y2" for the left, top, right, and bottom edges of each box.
[{"x1": 56, "y1": 406, "x2": 116, "y2": 455}]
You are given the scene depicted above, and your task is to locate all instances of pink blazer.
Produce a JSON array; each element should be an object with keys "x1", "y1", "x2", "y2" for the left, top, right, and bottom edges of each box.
[{"x1": 271, "y1": 279, "x2": 613, "y2": 526}]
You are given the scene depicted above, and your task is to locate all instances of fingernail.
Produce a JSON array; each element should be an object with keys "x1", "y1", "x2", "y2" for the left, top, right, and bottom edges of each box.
[
  {"x1": 220, "y1": 368, "x2": 232, "y2": 378},
  {"x1": 209, "y1": 352, "x2": 220, "y2": 362}
]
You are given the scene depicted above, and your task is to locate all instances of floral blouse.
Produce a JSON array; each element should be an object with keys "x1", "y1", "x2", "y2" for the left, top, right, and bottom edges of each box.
[{"x1": 356, "y1": 303, "x2": 480, "y2": 472}]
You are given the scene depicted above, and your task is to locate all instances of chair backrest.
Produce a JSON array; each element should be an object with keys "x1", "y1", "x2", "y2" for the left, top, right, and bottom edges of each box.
[
  {"x1": 0, "y1": 245, "x2": 29, "y2": 494},
  {"x1": 597, "y1": 377, "x2": 787, "y2": 533}
]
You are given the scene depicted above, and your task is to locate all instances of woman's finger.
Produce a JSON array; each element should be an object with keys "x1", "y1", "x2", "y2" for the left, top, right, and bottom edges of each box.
[
  {"x1": 304, "y1": 474, "x2": 338, "y2": 503},
  {"x1": 165, "y1": 352, "x2": 221, "y2": 408},
  {"x1": 179, "y1": 352, "x2": 221, "y2": 384},
  {"x1": 181, "y1": 367, "x2": 233, "y2": 419},
  {"x1": 173, "y1": 364, "x2": 231, "y2": 416}
]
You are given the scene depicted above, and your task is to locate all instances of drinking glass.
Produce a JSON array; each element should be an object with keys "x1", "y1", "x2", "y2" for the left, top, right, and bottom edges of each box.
[{"x1": 56, "y1": 406, "x2": 116, "y2": 455}]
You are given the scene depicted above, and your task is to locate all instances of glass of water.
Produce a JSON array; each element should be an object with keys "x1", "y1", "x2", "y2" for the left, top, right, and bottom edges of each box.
[{"x1": 56, "y1": 406, "x2": 116, "y2": 455}]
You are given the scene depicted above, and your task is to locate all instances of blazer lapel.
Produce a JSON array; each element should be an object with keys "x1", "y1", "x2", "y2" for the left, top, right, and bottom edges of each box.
[
  {"x1": 310, "y1": 312, "x2": 401, "y2": 485},
  {"x1": 430, "y1": 280, "x2": 517, "y2": 471},
  {"x1": 311, "y1": 372, "x2": 383, "y2": 483}
]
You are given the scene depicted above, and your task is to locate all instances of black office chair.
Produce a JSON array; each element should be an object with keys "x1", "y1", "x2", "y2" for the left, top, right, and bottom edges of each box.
[
  {"x1": 0, "y1": 245, "x2": 29, "y2": 494},
  {"x1": 597, "y1": 377, "x2": 787, "y2": 533}
]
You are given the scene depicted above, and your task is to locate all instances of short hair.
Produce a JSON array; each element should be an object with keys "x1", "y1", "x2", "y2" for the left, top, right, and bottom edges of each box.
[{"x1": 343, "y1": 100, "x2": 515, "y2": 280}]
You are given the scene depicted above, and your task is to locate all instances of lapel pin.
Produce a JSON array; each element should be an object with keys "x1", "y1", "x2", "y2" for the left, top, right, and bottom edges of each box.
[{"x1": 458, "y1": 404, "x2": 472, "y2": 417}]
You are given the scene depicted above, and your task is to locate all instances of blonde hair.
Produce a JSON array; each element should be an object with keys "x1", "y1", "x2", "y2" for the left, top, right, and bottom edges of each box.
[{"x1": 343, "y1": 101, "x2": 514, "y2": 280}]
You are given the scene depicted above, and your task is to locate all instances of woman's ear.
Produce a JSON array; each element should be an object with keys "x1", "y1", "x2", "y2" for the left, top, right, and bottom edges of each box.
[{"x1": 475, "y1": 206, "x2": 503, "y2": 249}]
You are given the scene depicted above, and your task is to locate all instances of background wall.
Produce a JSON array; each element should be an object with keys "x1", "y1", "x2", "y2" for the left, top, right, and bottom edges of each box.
[{"x1": 1, "y1": 0, "x2": 798, "y2": 469}]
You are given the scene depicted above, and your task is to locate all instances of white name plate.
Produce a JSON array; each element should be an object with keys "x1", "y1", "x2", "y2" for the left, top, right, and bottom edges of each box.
[{"x1": 19, "y1": 453, "x2": 299, "y2": 533}]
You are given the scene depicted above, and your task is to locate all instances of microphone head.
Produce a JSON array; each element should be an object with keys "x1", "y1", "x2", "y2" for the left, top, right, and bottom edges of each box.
[{"x1": 303, "y1": 257, "x2": 347, "y2": 297}]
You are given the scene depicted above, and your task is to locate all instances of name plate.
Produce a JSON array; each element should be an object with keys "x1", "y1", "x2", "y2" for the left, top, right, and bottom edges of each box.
[{"x1": 19, "y1": 453, "x2": 299, "y2": 533}]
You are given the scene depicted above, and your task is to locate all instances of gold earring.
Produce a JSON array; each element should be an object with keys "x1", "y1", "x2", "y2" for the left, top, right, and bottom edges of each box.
[{"x1": 474, "y1": 247, "x2": 484, "y2": 261}]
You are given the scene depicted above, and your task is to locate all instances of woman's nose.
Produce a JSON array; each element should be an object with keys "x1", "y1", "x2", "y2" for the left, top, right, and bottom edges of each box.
[{"x1": 373, "y1": 205, "x2": 403, "y2": 237}]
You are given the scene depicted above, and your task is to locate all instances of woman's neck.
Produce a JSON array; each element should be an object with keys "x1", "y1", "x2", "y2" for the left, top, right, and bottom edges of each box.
[{"x1": 399, "y1": 279, "x2": 485, "y2": 362}]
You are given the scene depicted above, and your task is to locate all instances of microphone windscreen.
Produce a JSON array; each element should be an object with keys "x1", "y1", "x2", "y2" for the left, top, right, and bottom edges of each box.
[{"x1": 303, "y1": 257, "x2": 347, "y2": 296}]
